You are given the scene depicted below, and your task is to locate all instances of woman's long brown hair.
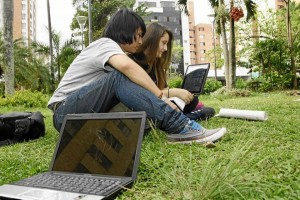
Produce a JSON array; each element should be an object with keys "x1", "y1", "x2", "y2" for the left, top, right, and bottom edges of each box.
[{"x1": 135, "y1": 22, "x2": 174, "y2": 89}]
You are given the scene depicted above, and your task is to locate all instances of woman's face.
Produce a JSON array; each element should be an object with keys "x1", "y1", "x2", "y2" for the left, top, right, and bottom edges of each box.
[{"x1": 156, "y1": 32, "x2": 169, "y2": 58}]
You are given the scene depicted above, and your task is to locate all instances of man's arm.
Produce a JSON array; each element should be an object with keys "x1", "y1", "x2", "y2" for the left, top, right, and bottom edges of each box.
[
  {"x1": 108, "y1": 54, "x2": 179, "y2": 111},
  {"x1": 108, "y1": 54, "x2": 162, "y2": 98}
]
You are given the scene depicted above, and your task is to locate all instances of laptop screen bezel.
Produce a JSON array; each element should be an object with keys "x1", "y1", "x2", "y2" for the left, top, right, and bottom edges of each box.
[
  {"x1": 181, "y1": 63, "x2": 210, "y2": 95},
  {"x1": 48, "y1": 111, "x2": 146, "y2": 181}
]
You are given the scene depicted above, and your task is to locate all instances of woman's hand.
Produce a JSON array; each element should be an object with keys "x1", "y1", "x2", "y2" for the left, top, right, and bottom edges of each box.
[
  {"x1": 169, "y1": 88, "x2": 194, "y2": 104},
  {"x1": 163, "y1": 98, "x2": 180, "y2": 111}
]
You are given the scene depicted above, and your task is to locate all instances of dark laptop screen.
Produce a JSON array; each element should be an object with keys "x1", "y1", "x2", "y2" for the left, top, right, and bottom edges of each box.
[
  {"x1": 182, "y1": 63, "x2": 210, "y2": 94},
  {"x1": 50, "y1": 113, "x2": 145, "y2": 178}
]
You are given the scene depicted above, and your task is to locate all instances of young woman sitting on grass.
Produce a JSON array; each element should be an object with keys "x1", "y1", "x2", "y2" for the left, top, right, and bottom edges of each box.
[{"x1": 130, "y1": 22, "x2": 215, "y2": 121}]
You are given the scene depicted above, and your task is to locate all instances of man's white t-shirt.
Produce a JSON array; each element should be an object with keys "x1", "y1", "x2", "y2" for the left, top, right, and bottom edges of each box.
[{"x1": 48, "y1": 38, "x2": 125, "y2": 107}]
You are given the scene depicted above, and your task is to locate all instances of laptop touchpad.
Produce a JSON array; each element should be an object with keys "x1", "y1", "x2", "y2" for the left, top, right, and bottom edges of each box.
[{"x1": 19, "y1": 189, "x2": 57, "y2": 200}]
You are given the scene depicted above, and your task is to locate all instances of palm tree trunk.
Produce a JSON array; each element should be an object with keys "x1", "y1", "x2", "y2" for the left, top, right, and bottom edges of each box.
[
  {"x1": 2, "y1": 0, "x2": 14, "y2": 96},
  {"x1": 219, "y1": 0, "x2": 230, "y2": 88},
  {"x1": 228, "y1": 0, "x2": 236, "y2": 91},
  {"x1": 88, "y1": 0, "x2": 93, "y2": 44},
  {"x1": 47, "y1": 0, "x2": 55, "y2": 92},
  {"x1": 285, "y1": 0, "x2": 298, "y2": 92}
]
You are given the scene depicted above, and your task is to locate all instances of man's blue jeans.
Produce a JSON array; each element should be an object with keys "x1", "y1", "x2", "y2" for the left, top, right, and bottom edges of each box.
[{"x1": 53, "y1": 70, "x2": 189, "y2": 134}]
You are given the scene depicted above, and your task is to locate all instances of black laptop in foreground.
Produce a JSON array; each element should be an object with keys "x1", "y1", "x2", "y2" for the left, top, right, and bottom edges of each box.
[{"x1": 0, "y1": 111, "x2": 146, "y2": 200}]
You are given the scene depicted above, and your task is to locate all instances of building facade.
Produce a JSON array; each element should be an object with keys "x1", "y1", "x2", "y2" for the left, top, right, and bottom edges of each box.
[{"x1": 0, "y1": 0, "x2": 36, "y2": 46}]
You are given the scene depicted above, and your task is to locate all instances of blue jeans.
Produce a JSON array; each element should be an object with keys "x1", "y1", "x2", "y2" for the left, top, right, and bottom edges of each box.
[{"x1": 53, "y1": 70, "x2": 189, "y2": 134}]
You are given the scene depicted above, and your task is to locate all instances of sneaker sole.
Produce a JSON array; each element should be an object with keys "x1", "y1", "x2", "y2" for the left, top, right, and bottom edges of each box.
[{"x1": 169, "y1": 128, "x2": 227, "y2": 144}]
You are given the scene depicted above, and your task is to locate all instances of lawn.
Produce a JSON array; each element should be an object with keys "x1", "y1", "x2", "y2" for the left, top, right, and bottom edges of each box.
[{"x1": 0, "y1": 91, "x2": 299, "y2": 199}]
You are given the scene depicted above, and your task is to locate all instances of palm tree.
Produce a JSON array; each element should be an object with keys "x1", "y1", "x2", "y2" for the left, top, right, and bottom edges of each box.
[
  {"x1": 0, "y1": 32, "x2": 5, "y2": 78},
  {"x1": 47, "y1": 0, "x2": 55, "y2": 92},
  {"x1": 31, "y1": 31, "x2": 80, "y2": 84},
  {"x1": 208, "y1": 0, "x2": 256, "y2": 90},
  {"x1": 0, "y1": 35, "x2": 52, "y2": 92},
  {"x1": 14, "y1": 40, "x2": 51, "y2": 92},
  {"x1": 58, "y1": 39, "x2": 81, "y2": 76},
  {"x1": 1, "y1": 0, "x2": 14, "y2": 96},
  {"x1": 177, "y1": 0, "x2": 256, "y2": 90}
]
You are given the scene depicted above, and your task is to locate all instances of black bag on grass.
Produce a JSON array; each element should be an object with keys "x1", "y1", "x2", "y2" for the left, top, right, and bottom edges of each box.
[{"x1": 0, "y1": 112, "x2": 45, "y2": 146}]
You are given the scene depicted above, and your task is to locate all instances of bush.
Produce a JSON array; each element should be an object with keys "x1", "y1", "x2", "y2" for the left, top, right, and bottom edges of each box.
[
  {"x1": 203, "y1": 78, "x2": 223, "y2": 94},
  {"x1": 168, "y1": 75, "x2": 183, "y2": 88},
  {"x1": 247, "y1": 73, "x2": 293, "y2": 92},
  {"x1": 0, "y1": 90, "x2": 50, "y2": 108},
  {"x1": 235, "y1": 78, "x2": 248, "y2": 89}
]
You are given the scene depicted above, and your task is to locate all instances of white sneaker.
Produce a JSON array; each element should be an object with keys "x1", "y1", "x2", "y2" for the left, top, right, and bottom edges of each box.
[{"x1": 167, "y1": 127, "x2": 227, "y2": 144}]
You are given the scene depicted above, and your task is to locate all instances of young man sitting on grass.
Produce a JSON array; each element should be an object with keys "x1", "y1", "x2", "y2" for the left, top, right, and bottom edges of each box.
[{"x1": 47, "y1": 8, "x2": 227, "y2": 144}]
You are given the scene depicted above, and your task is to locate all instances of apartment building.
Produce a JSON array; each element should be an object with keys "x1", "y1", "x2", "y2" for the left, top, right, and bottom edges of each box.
[
  {"x1": 0, "y1": 0, "x2": 36, "y2": 46},
  {"x1": 187, "y1": 1, "x2": 220, "y2": 66}
]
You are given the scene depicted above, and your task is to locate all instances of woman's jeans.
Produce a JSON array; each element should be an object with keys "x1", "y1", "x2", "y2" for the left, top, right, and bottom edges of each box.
[{"x1": 53, "y1": 70, "x2": 189, "y2": 134}]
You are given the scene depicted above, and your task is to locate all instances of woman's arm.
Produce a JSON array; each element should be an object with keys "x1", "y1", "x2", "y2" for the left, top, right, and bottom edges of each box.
[{"x1": 162, "y1": 88, "x2": 194, "y2": 104}]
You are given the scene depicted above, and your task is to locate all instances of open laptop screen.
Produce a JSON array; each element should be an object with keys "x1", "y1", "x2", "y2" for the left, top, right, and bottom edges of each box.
[
  {"x1": 50, "y1": 112, "x2": 145, "y2": 179},
  {"x1": 182, "y1": 63, "x2": 210, "y2": 94}
]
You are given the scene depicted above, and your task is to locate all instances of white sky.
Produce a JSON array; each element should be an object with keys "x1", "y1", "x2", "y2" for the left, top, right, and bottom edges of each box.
[
  {"x1": 193, "y1": 0, "x2": 213, "y2": 24},
  {"x1": 36, "y1": 0, "x2": 211, "y2": 44},
  {"x1": 36, "y1": 0, "x2": 75, "y2": 45}
]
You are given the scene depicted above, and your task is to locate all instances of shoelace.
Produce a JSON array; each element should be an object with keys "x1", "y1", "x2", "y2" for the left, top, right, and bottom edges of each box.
[{"x1": 180, "y1": 120, "x2": 201, "y2": 134}]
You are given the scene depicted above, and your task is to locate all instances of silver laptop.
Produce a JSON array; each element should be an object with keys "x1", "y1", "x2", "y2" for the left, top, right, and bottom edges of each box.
[
  {"x1": 181, "y1": 63, "x2": 210, "y2": 95},
  {"x1": 0, "y1": 111, "x2": 146, "y2": 200}
]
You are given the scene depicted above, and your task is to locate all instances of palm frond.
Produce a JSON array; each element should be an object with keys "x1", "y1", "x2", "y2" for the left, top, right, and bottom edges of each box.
[
  {"x1": 243, "y1": 0, "x2": 256, "y2": 21},
  {"x1": 177, "y1": 0, "x2": 188, "y2": 15}
]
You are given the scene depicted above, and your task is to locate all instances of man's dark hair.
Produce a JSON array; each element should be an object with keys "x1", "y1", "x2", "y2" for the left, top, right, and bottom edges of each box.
[{"x1": 102, "y1": 8, "x2": 146, "y2": 45}]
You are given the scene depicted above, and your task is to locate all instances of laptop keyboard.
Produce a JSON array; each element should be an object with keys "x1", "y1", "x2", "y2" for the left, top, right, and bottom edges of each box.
[{"x1": 14, "y1": 173, "x2": 122, "y2": 195}]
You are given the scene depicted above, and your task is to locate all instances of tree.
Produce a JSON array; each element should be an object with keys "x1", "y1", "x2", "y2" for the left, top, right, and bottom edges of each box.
[
  {"x1": 0, "y1": 35, "x2": 52, "y2": 92},
  {"x1": 31, "y1": 31, "x2": 80, "y2": 84},
  {"x1": 283, "y1": 0, "x2": 298, "y2": 93},
  {"x1": 209, "y1": 0, "x2": 256, "y2": 91},
  {"x1": 14, "y1": 48, "x2": 51, "y2": 92},
  {"x1": 2, "y1": 0, "x2": 14, "y2": 96},
  {"x1": 47, "y1": 0, "x2": 55, "y2": 92},
  {"x1": 171, "y1": 40, "x2": 183, "y2": 64},
  {"x1": 238, "y1": 7, "x2": 300, "y2": 90},
  {"x1": 206, "y1": 46, "x2": 224, "y2": 71}
]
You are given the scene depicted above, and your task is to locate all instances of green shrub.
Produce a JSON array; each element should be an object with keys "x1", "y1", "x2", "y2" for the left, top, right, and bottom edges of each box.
[
  {"x1": 247, "y1": 73, "x2": 292, "y2": 92},
  {"x1": 0, "y1": 90, "x2": 50, "y2": 108},
  {"x1": 235, "y1": 78, "x2": 248, "y2": 89},
  {"x1": 203, "y1": 78, "x2": 223, "y2": 94},
  {"x1": 168, "y1": 75, "x2": 183, "y2": 88}
]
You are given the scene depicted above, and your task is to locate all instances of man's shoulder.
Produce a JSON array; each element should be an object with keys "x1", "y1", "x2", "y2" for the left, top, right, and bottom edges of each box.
[
  {"x1": 90, "y1": 38, "x2": 121, "y2": 51},
  {"x1": 95, "y1": 37, "x2": 117, "y2": 45}
]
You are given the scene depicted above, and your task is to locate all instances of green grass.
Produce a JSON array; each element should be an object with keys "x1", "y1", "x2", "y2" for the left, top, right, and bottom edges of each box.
[{"x1": 0, "y1": 91, "x2": 300, "y2": 199}]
